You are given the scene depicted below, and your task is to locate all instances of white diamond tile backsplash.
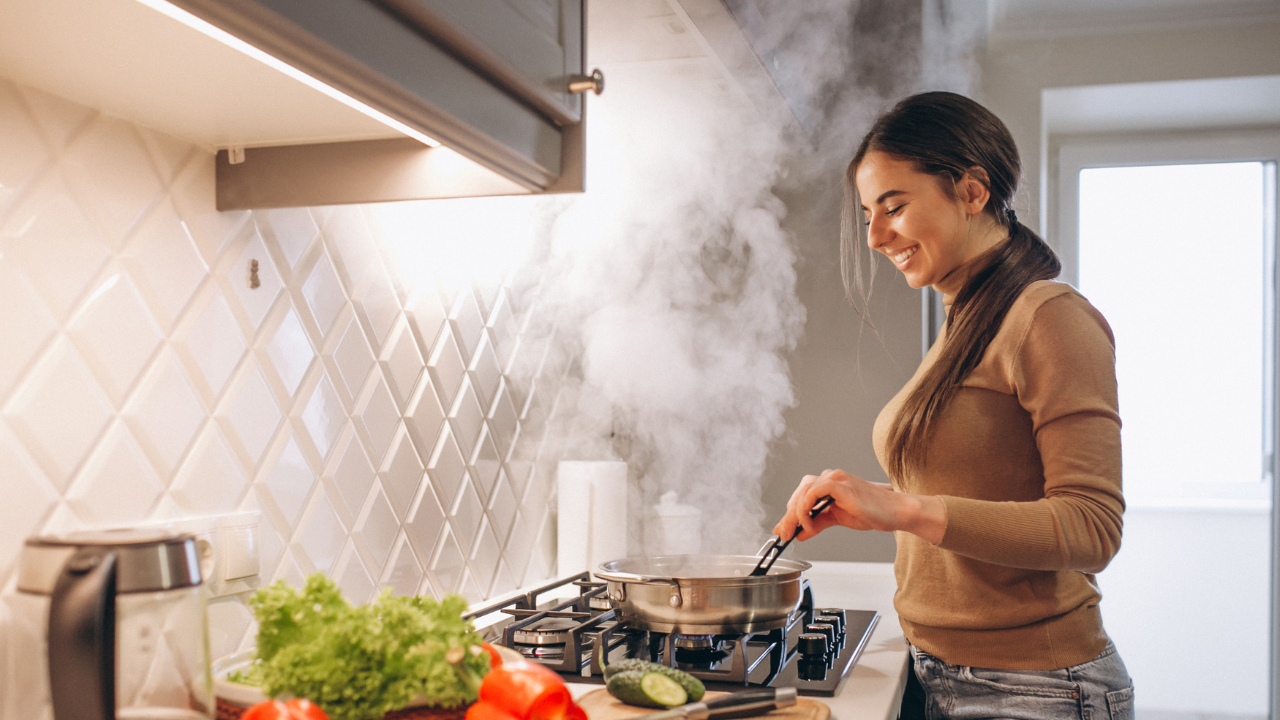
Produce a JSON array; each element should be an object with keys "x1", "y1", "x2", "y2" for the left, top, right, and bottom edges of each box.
[{"x1": 0, "y1": 78, "x2": 565, "y2": 703}]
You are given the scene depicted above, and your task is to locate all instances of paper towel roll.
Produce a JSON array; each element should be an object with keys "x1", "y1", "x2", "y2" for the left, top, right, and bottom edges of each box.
[{"x1": 557, "y1": 461, "x2": 629, "y2": 578}]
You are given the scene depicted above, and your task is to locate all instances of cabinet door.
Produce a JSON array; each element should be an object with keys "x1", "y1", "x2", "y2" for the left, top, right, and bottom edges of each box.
[
  {"x1": 176, "y1": 0, "x2": 576, "y2": 187},
  {"x1": 379, "y1": 0, "x2": 585, "y2": 124}
]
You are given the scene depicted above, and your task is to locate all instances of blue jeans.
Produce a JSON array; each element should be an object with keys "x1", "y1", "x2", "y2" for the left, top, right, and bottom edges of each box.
[{"x1": 901, "y1": 642, "x2": 1135, "y2": 720}]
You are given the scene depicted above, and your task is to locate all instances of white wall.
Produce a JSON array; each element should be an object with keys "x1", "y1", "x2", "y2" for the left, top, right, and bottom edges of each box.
[
  {"x1": 0, "y1": 76, "x2": 565, "y2": 715},
  {"x1": 1098, "y1": 509, "x2": 1272, "y2": 717},
  {"x1": 979, "y1": 19, "x2": 1280, "y2": 237}
]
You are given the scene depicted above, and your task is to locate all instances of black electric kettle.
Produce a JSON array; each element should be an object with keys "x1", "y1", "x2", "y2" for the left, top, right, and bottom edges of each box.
[{"x1": 13, "y1": 528, "x2": 213, "y2": 720}]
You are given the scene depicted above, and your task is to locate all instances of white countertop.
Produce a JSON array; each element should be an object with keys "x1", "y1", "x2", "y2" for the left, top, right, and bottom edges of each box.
[
  {"x1": 567, "y1": 561, "x2": 908, "y2": 720},
  {"x1": 802, "y1": 562, "x2": 908, "y2": 720}
]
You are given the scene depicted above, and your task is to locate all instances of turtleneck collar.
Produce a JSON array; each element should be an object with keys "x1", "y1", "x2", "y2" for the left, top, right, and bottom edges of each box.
[
  {"x1": 934, "y1": 253, "x2": 985, "y2": 308},
  {"x1": 933, "y1": 234, "x2": 1015, "y2": 308}
]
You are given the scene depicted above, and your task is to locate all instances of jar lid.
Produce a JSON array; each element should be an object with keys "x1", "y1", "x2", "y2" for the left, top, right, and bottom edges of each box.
[{"x1": 17, "y1": 529, "x2": 202, "y2": 595}]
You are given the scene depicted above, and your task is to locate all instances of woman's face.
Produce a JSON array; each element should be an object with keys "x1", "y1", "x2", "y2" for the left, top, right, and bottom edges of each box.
[{"x1": 854, "y1": 150, "x2": 991, "y2": 290}]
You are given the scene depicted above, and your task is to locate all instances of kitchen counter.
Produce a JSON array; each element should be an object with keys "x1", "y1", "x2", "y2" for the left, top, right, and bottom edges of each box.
[
  {"x1": 802, "y1": 562, "x2": 908, "y2": 720},
  {"x1": 567, "y1": 561, "x2": 908, "y2": 720}
]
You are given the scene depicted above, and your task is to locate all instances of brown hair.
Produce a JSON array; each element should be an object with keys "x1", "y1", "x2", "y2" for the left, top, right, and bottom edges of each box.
[{"x1": 841, "y1": 91, "x2": 1061, "y2": 480}]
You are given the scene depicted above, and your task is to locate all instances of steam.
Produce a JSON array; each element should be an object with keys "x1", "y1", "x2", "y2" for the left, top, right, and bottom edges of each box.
[
  {"x1": 528, "y1": 57, "x2": 805, "y2": 555},
  {"x1": 374, "y1": 0, "x2": 978, "y2": 561}
]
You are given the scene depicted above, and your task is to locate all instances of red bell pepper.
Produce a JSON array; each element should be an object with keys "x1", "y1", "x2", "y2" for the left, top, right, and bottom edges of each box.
[
  {"x1": 241, "y1": 698, "x2": 330, "y2": 720},
  {"x1": 477, "y1": 659, "x2": 586, "y2": 720},
  {"x1": 467, "y1": 699, "x2": 522, "y2": 720}
]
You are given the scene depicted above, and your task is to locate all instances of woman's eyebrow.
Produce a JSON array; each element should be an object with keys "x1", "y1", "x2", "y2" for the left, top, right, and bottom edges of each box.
[{"x1": 860, "y1": 189, "x2": 908, "y2": 213}]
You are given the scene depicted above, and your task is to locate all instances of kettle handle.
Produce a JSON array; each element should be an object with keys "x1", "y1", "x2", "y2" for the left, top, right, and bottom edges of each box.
[{"x1": 48, "y1": 548, "x2": 117, "y2": 720}]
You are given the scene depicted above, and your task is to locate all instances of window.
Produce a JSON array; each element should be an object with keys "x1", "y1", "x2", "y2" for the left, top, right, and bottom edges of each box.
[{"x1": 1057, "y1": 133, "x2": 1280, "y2": 508}]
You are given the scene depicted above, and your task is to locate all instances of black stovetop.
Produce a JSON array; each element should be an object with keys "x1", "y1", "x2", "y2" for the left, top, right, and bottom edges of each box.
[{"x1": 465, "y1": 572, "x2": 878, "y2": 697}]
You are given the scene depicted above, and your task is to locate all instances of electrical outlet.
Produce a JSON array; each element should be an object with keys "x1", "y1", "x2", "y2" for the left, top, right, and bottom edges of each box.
[{"x1": 223, "y1": 523, "x2": 259, "y2": 580}]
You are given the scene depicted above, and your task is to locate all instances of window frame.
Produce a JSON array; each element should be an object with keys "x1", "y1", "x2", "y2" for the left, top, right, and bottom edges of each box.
[{"x1": 1054, "y1": 129, "x2": 1280, "y2": 510}]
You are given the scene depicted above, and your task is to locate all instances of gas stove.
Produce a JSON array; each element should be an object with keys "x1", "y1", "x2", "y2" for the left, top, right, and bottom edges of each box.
[{"x1": 465, "y1": 572, "x2": 878, "y2": 697}]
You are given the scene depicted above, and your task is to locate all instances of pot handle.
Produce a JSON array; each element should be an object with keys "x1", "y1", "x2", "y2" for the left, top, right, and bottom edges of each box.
[
  {"x1": 594, "y1": 570, "x2": 655, "y2": 584},
  {"x1": 593, "y1": 571, "x2": 683, "y2": 608}
]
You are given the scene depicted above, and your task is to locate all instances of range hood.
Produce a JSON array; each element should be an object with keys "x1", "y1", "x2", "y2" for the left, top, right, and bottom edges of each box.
[{"x1": 0, "y1": 0, "x2": 596, "y2": 209}]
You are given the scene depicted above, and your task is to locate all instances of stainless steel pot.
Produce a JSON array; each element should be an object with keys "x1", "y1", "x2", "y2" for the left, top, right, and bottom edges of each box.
[{"x1": 595, "y1": 555, "x2": 811, "y2": 634}]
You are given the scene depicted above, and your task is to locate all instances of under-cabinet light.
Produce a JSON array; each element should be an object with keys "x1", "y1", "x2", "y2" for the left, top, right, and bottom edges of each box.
[{"x1": 134, "y1": 0, "x2": 440, "y2": 148}]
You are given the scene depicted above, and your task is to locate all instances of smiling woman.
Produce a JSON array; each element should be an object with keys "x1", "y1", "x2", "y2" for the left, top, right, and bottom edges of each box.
[
  {"x1": 854, "y1": 153, "x2": 1006, "y2": 291},
  {"x1": 773, "y1": 92, "x2": 1134, "y2": 720}
]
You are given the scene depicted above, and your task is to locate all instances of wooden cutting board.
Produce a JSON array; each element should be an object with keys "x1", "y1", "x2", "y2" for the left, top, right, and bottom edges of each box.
[{"x1": 576, "y1": 689, "x2": 829, "y2": 720}]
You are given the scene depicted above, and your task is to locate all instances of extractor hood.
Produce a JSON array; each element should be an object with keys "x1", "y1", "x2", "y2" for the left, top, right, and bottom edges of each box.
[{"x1": 0, "y1": 0, "x2": 597, "y2": 209}]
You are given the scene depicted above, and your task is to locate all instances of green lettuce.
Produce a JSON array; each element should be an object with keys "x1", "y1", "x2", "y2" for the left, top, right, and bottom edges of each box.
[{"x1": 241, "y1": 574, "x2": 489, "y2": 720}]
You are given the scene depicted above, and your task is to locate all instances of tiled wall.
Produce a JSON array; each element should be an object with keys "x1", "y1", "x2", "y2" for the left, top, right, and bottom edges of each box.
[{"x1": 0, "y1": 77, "x2": 563, "y2": 672}]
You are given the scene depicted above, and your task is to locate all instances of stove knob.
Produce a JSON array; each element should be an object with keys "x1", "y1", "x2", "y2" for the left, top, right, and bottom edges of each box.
[
  {"x1": 815, "y1": 616, "x2": 844, "y2": 650},
  {"x1": 816, "y1": 608, "x2": 847, "y2": 627},
  {"x1": 798, "y1": 632, "x2": 828, "y2": 658},
  {"x1": 815, "y1": 613, "x2": 845, "y2": 637},
  {"x1": 798, "y1": 635, "x2": 829, "y2": 681},
  {"x1": 805, "y1": 622, "x2": 836, "y2": 650}
]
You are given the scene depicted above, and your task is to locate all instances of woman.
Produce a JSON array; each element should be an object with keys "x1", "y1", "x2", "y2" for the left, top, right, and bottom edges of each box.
[{"x1": 773, "y1": 92, "x2": 1134, "y2": 719}]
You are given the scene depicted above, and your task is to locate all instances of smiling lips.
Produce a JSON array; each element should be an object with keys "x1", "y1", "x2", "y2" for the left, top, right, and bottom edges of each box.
[{"x1": 891, "y1": 246, "x2": 918, "y2": 265}]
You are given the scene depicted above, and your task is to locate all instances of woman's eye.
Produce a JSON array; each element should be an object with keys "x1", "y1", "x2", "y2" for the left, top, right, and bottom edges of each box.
[{"x1": 885, "y1": 205, "x2": 904, "y2": 216}]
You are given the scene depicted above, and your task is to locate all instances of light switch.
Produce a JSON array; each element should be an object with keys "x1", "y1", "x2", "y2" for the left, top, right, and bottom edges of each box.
[{"x1": 222, "y1": 524, "x2": 259, "y2": 580}]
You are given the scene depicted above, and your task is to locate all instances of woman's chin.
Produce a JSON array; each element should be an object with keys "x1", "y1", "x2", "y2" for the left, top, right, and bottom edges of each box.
[{"x1": 902, "y1": 273, "x2": 931, "y2": 290}]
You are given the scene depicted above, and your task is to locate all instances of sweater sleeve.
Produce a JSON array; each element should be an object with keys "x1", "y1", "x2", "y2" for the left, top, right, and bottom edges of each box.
[{"x1": 935, "y1": 293, "x2": 1125, "y2": 573}]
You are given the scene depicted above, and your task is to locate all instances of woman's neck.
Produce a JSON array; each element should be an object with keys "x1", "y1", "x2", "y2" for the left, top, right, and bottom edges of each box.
[{"x1": 934, "y1": 218, "x2": 1010, "y2": 304}]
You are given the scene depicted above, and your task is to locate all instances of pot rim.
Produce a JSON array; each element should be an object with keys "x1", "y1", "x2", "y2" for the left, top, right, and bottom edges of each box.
[{"x1": 595, "y1": 554, "x2": 811, "y2": 585}]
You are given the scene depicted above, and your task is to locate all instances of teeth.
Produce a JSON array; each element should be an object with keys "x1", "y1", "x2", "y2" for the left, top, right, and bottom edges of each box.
[{"x1": 893, "y1": 247, "x2": 917, "y2": 263}]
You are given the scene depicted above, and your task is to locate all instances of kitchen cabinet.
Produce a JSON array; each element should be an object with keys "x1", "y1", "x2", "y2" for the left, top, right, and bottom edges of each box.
[
  {"x1": 379, "y1": 0, "x2": 585, "y2": 124},
  {"x1": 173, "y1": 0, "x2": 594, "y2": 208},
  {"x1": 0, "y1": 0, "x2": 595, "y2": 208}
]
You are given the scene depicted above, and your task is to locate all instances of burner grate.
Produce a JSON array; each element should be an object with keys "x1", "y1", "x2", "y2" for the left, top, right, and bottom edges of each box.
[{"x1": 469, "y1": 572, "x2": 878, "y2": 696}]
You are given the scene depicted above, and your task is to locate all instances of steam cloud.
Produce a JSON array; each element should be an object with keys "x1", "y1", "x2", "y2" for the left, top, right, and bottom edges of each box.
[
  {"x1": 535, "y1": 56, "x2": 806, "y2": 555},
  {"x1": 375, "y1": 0, "x2": 977, "y2": 561},
  {"x1": 525, "y1": 0, "x2": 881, "y2": 556}
]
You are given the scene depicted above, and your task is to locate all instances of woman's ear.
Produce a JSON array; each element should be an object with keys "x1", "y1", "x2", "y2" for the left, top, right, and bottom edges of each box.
[{"x1": 960, "y1": 167, "x2": 992, "y2": 215}]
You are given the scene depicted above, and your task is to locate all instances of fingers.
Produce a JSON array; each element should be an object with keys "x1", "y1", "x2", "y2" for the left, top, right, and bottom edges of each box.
[
  {"x1": 795, "y1": 510, "x2": 840, "y2": 541},
  {"x1": 799, "y1": 472, "x2": 862, "y2": 531},
  {"x1": 771, "y1": 470, "x2": 867, "y2": 542},
  {"x1": 772, "y1": 519, "x2": 792, "y2": 541},
  {"x1": 795, "y1": 479, "x2": 835, "y2": 538},
  {"x1": 772, "y1": 474, "x2": 819, "y2": 541},
  {"x1": 776, "y1": 469, "x2": 895, "y2": 539}
]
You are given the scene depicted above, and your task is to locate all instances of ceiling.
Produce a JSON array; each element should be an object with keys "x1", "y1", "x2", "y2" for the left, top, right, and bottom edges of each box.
[{"x1": 988, "y1": 0, "x2": 1280, "y2": 40}]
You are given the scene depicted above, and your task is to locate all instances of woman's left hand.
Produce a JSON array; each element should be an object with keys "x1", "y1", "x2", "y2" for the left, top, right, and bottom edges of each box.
[{"x1": 772, "y1": 469, "x2": 947, "y2": 544}]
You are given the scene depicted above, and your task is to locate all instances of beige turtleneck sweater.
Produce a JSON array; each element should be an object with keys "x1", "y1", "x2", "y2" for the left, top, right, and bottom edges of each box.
[{"x1": 872, "y1": 278, "x2": 1124, "y2": 670}]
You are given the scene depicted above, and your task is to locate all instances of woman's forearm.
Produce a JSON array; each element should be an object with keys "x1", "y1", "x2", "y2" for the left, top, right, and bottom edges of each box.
[{"x1": 897, "y1": 492, "x2": 948, "y2": 545}]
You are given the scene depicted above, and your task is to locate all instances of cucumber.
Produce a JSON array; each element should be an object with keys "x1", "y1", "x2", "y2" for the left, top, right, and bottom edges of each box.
[
  {"x1": 606, "y1": 671, "x2": 688, "y2": 708},
  {"x1": 601, "y1": 658, "x2": 655, "y2": 679},
  {"x1": 601, "y1": 659, "x2": 705, "y2": 702},
  {"x1": 641, "y1": 673, "x2": 688, "y2": 707}
]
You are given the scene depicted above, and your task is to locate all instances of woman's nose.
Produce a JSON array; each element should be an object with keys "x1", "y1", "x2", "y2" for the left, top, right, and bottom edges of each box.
[{"x1": 866, "y1": 216, "x2": 891, "y2": 249}]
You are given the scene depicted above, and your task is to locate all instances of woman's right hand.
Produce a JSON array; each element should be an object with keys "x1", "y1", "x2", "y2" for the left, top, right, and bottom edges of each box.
[{"x1": 772, "y1": 469, "x2": 947, "y2": 544}]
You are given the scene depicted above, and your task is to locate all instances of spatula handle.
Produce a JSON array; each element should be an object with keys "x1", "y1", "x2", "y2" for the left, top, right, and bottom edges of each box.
[{"x1": 751, "y1": 496, "x2": 834, "y2": 576}]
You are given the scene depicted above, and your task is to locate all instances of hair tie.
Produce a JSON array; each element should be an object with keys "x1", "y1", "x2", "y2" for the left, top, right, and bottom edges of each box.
[{"x1": 1007, "y1": 209, "x2": 1019, "y2": 225}]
